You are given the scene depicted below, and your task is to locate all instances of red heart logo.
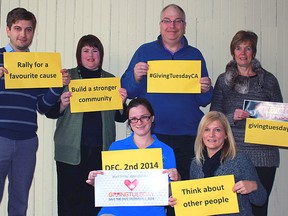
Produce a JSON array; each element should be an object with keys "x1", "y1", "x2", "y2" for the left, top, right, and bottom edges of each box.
[{"x1": 124, "y1": 179, "x2": 138, "y2": 191}]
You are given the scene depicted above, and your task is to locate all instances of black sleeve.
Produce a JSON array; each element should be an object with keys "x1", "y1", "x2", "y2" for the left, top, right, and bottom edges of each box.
[
  {"x1": 45, "y1": 102, "x2": 63, "y2": 119},
  {"x1": 114, "y1": 103, "x2": 127, "y2": 122}
]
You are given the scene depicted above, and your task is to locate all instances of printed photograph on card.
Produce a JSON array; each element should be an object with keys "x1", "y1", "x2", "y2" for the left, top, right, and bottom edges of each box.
[{"x1": 243, "y1": 100, "x2": 288, "y2": 122}]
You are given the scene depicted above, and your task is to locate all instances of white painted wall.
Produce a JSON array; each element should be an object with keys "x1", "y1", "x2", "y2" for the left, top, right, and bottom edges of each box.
[{"x1": 0, "y1": 0, "x2": 287, "y2": 215}]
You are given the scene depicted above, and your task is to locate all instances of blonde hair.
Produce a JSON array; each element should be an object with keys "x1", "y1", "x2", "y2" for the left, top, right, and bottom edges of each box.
[{"x1": 194, "y1": 111, "x2": 237, "y2": 164}]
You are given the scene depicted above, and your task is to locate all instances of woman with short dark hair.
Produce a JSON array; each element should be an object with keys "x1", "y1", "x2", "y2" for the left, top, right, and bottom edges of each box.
[{"x1": 46, "y1": 34, "x2": 127, "y2": 216}]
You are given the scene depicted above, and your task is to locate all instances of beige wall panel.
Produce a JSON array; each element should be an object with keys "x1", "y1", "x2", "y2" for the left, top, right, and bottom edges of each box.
[
  {"x1": 275, "y1": 0, "x2": 288, "y2": 102},
  {"x1": 94, "y1": 0, "x2": 112, "y2": 72},
  {"x1": 34, "y1": 117, "x2": 57, "y2": 215},
  {"x1": 269, "y1": 1, "x2": 288, "y2": 215},
  {"x1": 0, "y1": 0, "x2": 288, "y2": 215},
  {"x1": 110, "y1": 0, "x2": 126, "y2": 76}
]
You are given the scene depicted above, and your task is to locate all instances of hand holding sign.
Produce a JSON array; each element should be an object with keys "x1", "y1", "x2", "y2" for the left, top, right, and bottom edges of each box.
[
  {"x1": 0, "y1": 67, "x2": 8, "y2": 78},
  {"x1": 61, "y1": 69, "x2": 70, "y2": 86},
  {"x1": 200, "y1": 77, "x2": 212, "y2": 93},
  {"x1": 59, "y1": 91, "x2": 72, "y2": 113},
  {"x1": 233, "y1": 180, "x2": 258, "y2": 195},
  {"x1": 134, "y1": 62, "x2": 149, "y2": 83},
  {"x1": 86, "y1": 170, "x2": 104, "y2": 186}
]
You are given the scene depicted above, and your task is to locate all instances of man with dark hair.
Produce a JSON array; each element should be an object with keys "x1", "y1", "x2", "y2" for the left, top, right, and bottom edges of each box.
[{"x1": 0, "y1": 7, "x2": 69, "y2": 216}]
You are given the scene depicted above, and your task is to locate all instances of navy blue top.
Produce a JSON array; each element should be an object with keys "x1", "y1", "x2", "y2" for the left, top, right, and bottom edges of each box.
[{"x1": 121, "y1": 35, "x2": 213, "y2": 136}]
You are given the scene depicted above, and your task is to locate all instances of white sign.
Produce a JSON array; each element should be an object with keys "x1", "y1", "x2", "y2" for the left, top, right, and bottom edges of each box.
[{"x1": 94, "y1": 169, "x2": 169, "y2": 206}]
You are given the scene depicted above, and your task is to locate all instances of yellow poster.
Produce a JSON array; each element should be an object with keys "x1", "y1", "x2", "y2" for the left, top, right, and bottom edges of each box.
[
  {"x1": 4, "y1": 52, "x2": 62, "y2": 88},
  {"x1": 147, "y1": 60, "x2": 201, "y2": 93},
  {"x1": 245, "y1": 118, "x2": 288, "y2": 147},
  {"x1": 68, "y1": 77, "x2": 122, "y2": 113},
  {"x1": 102, "y1": 148, "x2": 163, "y2": 170},
  {"x1": 171, "y1": 175, "x2": 239, "y2": 216}
]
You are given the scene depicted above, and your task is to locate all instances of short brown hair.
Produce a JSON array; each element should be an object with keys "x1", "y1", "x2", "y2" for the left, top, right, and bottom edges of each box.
[
  {"x1": 230, "y1": 30, "x2": 258, "y2": 58},
  {"x1": 6, "y1": 7, "x2": 37, "y2": 30}
]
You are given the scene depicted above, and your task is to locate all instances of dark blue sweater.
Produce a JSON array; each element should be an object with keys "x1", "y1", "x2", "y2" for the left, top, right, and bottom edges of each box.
[
  {"x1": 121, "y1": 35, "x2": 213, "y2": 136},
  {"x1": 0, "y1": 47, "x2": 63, "y2": 140}
]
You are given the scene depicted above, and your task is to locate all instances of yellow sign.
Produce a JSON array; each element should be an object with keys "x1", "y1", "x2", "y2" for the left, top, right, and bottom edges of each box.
[
  {"x1": 147, "y1": 60, "x2": 201, "y2": 93},
  {"x1": 171, "y1": 175, "x2": 239, "y2": 216},
  {"x1": 68, "y1": 77, "x2": 122, "y2": 113},
  {"x1": 4, "y1": 52, "x2": 62, "y2": 88},
  {"x1": 102, "y1": 148, "x2": 163, "y2": 170},
  {"x1": 245, "y1": 118, "x2": 288, "y2": 147}
]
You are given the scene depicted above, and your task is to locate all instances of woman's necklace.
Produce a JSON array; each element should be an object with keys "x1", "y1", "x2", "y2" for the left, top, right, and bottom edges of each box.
[{"x1": 77, "y1": 69, "x2": 83, "y2": 79}]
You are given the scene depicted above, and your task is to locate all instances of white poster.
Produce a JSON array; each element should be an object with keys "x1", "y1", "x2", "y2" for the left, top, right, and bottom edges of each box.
[{"x1": 94, "y1": 169, "x2": 169, "y2": 207}]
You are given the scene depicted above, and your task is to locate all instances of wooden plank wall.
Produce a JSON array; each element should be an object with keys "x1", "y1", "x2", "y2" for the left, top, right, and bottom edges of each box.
[{"x1": 0, "y1": 0, "x2": 287, "y2": 215}]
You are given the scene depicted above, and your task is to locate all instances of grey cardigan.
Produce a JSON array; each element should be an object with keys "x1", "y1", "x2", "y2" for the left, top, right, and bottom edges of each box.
[
  {"x1": 53, "y1": 67, "x2": 125, "y2": 165},
  {"x1": 210, "y1": 59, "x2": 283, "y2": 167}
]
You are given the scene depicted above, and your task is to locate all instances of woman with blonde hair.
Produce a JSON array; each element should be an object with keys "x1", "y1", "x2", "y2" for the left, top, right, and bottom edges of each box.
[
  {"x1": 170, "y1": 111, "x2": 267, "y2": 215},
  {"x1": 194, "y1": 111, "x2": 236, "y2": 165}
]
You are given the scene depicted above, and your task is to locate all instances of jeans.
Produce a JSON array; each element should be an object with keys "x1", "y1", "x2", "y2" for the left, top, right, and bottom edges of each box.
[{"x1": 0, "y1": 136, "x2": 38, "y2": 216}]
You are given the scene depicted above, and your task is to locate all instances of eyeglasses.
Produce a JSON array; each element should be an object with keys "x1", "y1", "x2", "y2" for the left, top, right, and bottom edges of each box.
[
  {"x1": 129, "y1": 115, "x2": 152, "y2": 124},
  {"x1": 161, "y1": 19, "x2": 186, "y2": 25}
]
